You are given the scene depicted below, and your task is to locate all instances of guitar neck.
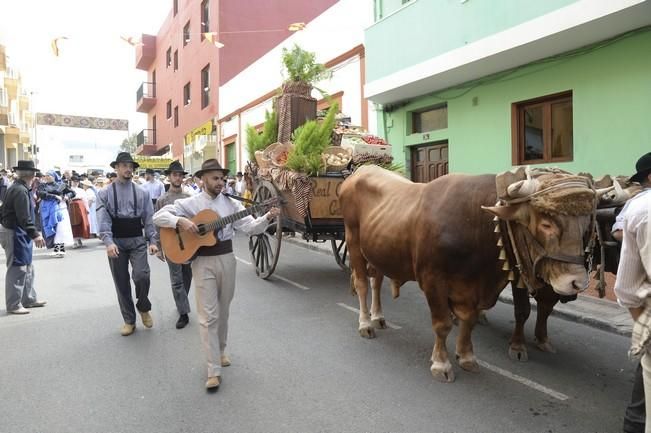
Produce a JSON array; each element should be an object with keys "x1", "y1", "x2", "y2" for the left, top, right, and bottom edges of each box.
[{"x1": 204, "y1": 205, "x2": 263, "y2": 231}]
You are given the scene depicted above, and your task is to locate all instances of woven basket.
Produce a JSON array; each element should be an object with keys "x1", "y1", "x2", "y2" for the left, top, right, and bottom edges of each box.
[
  {"x1": 322, "y1": 146, "x2": 352, "y2": 172},
  {"x1": 269, "y1": 142, "x2": 294, "y2": 168},
  {"x1": 254, "y1": 151, "x2": 271, "y2": 169},
  {"x1": 282, "y1": 81, "x2": 312, "y2": 97}
]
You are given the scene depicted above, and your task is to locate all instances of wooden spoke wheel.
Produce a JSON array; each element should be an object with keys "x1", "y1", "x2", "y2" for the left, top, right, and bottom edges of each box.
[
  {"x1": 331, "y1": 239, "x2": 349, "y2": 271},
  {"x1": 248, "y1": 180, "x2": 282, "y2": 279}
]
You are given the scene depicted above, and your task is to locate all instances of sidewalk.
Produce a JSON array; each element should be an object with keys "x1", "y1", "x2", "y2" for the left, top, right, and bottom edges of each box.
[{"x1": 284, "y1": 236, "x2": 633, "y2": 337}]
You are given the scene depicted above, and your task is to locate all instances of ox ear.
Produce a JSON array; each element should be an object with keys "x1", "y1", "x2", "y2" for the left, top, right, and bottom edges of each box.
[{"x1": 481, "y1": 204, "x2": 527, "y2": 223}]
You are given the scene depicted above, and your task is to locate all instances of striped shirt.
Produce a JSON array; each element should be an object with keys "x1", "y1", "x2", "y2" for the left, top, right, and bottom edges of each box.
[{"x1": 614, "y1": 191, "x2": 651, "y2": 308}]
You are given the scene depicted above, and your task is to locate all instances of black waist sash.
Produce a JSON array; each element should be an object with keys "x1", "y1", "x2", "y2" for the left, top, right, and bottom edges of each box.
[
  {"x1": 110, "y1": 182, "x2": 143, "y2": 238},
  {"x1": 196, "y1": 239, "x2": 233, "y2": 257}
]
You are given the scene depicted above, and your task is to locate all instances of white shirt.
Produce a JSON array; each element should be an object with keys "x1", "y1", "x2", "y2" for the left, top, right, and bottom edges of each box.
[
  {"x1": 153, "y1": 191, "x2": 270, "y2": 241},
  {"x1": 614, "y1": 191, "x2": 651, "y2": 308},
  {"x1": 612, "y1": 189, "x2": 651, "y2": 233},
  {"x1": 235, "y1": 179, "x2": 245, "y2": 195},
  {"x1": 143, "y1": 179, "x2": 165, "y2": 200},
  {"x1": 72, "y1": 186, "x2": 89, "y2": 211}
]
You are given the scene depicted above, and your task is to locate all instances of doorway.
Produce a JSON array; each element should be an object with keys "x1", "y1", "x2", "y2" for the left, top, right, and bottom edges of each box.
[{"x1": 411, "y1": 141, "x2": 448, "y2": 183}]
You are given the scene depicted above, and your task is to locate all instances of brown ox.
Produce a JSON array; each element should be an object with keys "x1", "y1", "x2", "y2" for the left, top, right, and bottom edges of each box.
[{"x1": 339, "y1": 165, "x2": 593, "y2": 382}]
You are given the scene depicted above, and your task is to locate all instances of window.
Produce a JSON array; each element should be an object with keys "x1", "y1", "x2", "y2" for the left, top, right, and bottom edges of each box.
[
  {"x1": 512, "y1": 91, "x2": 573, "y2": 164},
  {"x1": 166, "y1": 100, "x2": 172, "y2": 119},
  {"x1": 174, "y1": 106, "x2": 179, "y2": 127},
  {"x1": 183, "y1": 82, "x2": 191, "y2": 106},
  {"x1": 412, "y1": 104, "x2": 447, "y2": 133},
  {"x1": 183, "y1": 21, "x2": 191, "y2": 46},
  {"x1": 201, "y1": 64, "x2": 210, "y2": 109},
  {"x1": 173, "y1": 0, "x2": 178, "y2": 16},
  {"x1": 201, "y1": 0, "x2": 210, "y2": 38},
  {"x1": 173, "y1": 50, "x2": 178, "y2": 71},
  {"x1": 166, "y1": 47, "x2": 172, "y2": 68}
]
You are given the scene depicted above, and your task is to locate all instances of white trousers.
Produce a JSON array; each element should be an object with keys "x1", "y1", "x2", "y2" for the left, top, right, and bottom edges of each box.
[
  {"x1": 191, "y1": 253, "x2": 236, "y2": 378},
  {"x1": 642, "y1": 352, "x2": 651, "y2": 433}
]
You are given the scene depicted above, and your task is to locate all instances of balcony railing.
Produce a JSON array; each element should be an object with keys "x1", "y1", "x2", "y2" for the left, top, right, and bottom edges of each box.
[
  {"x1": 137, "y1": 129, "x2": 156, "y2": 146},
  {"x1": 136, "y1": 82, "x2": 156, "y2": 113}
]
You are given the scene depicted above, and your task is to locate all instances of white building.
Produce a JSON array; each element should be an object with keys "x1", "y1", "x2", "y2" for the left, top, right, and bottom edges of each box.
[{"x1": 217, "y1": 0, "x2": 375, "y2": 172}]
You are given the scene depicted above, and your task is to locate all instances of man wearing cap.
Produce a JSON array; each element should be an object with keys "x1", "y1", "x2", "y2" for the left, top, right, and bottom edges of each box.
[
  {"x1": 155, "y1": 161, "x2": 193, "y2": 329},
  {"x1": 234, "y1": 171, "x2": 245, "y2": 196},
  {"x1": 154, "y1": 159, "x2": 279, "y2": 390},
  {"x1": 143, "y1": 168, "x2": 165, "y2": 206},
  {"x1": 0, "y1": 160, "x2": 47, "y2": 314},
  {"x1": 97, "y1": 152, "x2": 158, "y2": 336},
  {"x1": 615, "y1": 152, "x2": 651, "y2": 433}
]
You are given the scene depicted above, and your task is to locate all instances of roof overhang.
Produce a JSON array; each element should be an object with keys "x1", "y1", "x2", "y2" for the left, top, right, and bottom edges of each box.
[{"x1": 365, "y1": 0, "x2": 651, "y2": 105}]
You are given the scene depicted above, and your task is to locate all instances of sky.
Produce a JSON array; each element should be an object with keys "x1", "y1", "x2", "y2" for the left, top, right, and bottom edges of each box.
[{"x1": 0, "y1": 0, "x2": 171, "y2": 169}]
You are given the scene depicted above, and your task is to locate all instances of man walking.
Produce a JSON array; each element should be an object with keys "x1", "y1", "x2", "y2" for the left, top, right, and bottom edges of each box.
[
  {"x1": 154, "y1": 159, "x2": 279, "y2": 390},
  {"x1": 96, "y1": 152, "x2": 158, "y2": 336},
  {"x1": 0, "y1": 160, "x2": 47, "y2": 314},
  {"x1": 615, "y1": 152, "x2": 651, "y2": 433},
  {"x1": 155, "y1": 161, "x2": 193, "y2": 329},
  {"x1": 143, "y1": 168, "x2": 165, "y2": 206}
]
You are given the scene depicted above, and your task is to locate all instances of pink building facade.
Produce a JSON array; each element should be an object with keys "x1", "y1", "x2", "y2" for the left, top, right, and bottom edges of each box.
[{"x1": 135, "y1": 0, "x2": 338, "y2": 171}]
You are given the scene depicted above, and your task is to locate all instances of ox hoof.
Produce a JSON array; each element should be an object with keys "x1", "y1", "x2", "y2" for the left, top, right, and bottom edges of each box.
[
  {"x1": 477, "y1": 311, "x2": 489, "y2": 326},
  {"x1": 431, "y1": 363, "x2": 455, "y2": 383},
  {"x1": 359, "y1": 326, "x2": 376, "y2": 339},
  {"x1": 508, "y1": 346, "x2": 529, "y2": 362},
  {"x1": 535, "y1": 339, "x2": 557, "y2": 353},
  {"x1": 371, "y1": 318, "x2": 387, "y2": 329},
  {"x1": 456, "y1": 354, "x2": 480, "y2": 373}
]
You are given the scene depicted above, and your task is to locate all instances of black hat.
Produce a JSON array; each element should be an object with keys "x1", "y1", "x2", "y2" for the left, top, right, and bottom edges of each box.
[
  {"x1": 145, "y1": 168, "x2": 155, "y2": 175},
  {"x1": 630, "y1": 152, "x2": 651, "y2": 183},
  {"x1": 110, "y1": 152, "x2": 139, "y2": 169},
  {"x1": 194, "y1": 159, "x2": 229, "y2": 177},
  {"x1": 12, "y1": 160, "x2": 39, "y2": 172},
  {"x1": 71, "y1": 175, "x2": 80, "y2": 182},
  {"x1": 164, "y1": 160, "x2": 188, "y2": 175},
  {"x1": 236, "y1": 171, "x2": 243, "y2": 177},
  {"x1": 107, "y1": 172, "x2": 117, "y2": 179}
]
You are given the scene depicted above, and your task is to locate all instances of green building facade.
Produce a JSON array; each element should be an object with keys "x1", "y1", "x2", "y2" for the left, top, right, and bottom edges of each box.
[{"x1": 365, "y1": 0, "x2": 651, "y2": 180}]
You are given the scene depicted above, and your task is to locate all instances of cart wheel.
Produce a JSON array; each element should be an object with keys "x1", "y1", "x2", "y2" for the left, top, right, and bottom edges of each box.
[
  {"x1": 331, "y1": 239, "x2": 349, "y2": 271},
  {"x1": 249, "y1": 180, "x2": 282, "y2": 279}
]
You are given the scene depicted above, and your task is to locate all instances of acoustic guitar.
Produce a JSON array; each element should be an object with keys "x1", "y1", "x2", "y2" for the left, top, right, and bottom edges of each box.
[{"x1": 160, "y1": 198, "x2": 277, "y2": 264}]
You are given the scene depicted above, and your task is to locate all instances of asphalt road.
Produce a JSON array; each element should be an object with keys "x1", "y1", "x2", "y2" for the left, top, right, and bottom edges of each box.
[{"x1": 0, "y1": 235, "x2": 637, "y2": 433}]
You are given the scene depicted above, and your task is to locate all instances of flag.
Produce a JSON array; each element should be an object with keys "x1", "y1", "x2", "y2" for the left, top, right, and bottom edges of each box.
[
  {"x1": 203, "y1": 32, "x2": 224, "y2": 48},
  {"x1": 288, "y1": 22, "x2": 306, "y2": 32},
  {"x1": 50, "y1": 37, "x2": 68, "y2": 57},
  {"x1": 120, "y1": 35, "x2": 143, "y2": 47}
]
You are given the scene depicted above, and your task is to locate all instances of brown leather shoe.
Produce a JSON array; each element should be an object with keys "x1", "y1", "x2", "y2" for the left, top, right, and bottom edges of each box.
[
  {"x1": 139, "y1": 311, "x2": 153, "y2": 328},
  {"x1": 120, "y1": 323, "x2": 136, "y2": 336},
  {"x1": 205, "y1": 376, "x2": 221, "y2": 390},
  {"x1": 220, "y1": 354, "x2": 231, "y2": 367}
]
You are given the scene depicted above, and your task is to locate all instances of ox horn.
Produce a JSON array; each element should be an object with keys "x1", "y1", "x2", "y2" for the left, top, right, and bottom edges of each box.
[{"x1": 507, "y1": 179, "x2": 539, "y2": 198}]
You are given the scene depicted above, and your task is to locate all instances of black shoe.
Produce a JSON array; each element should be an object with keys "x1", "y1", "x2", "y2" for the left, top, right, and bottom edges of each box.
[{"x1": 176, "y1": 314, "x2": 189, "y2": 329}]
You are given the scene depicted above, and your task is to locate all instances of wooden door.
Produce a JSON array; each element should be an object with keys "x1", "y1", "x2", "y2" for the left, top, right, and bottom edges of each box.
[
  {"x1": 411, "y1": 141, "x2": 448, "y2": 183},
  {"x1": 226, "y1": 143, "x2": 237, "y2": 173}
]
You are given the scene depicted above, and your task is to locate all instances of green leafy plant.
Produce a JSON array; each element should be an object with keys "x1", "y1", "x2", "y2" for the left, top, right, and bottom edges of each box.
[
  {"x1": 246, "y1": 110, "x2": 278, "y2": 161},
  {"x1": 281, "y1": 44, "x2": 332, "y2": 85},
  {"x1": 285, "y1": 103, "x2": 338, "y2": 175}
]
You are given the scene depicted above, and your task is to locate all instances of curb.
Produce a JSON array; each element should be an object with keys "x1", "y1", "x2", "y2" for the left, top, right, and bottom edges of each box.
[{"x1": 283, "y1": 236, "x2": 633, "y2": 338}]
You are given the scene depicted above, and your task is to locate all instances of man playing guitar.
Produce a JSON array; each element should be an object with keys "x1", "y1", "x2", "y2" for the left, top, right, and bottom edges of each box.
[{"x1": 153, "y1": 159, "x2": 279, "y2": 391}]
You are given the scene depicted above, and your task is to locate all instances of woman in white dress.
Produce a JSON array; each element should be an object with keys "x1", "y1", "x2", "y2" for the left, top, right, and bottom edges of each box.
[
  {"x1": 37, "y1": 171, "x2": 75, "y2": 257},
  {"x1": 81, "y1": 179, "x2": 98, "y2": 237}
]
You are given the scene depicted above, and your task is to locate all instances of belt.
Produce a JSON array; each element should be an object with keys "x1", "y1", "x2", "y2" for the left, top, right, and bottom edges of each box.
[{"x1": 196, "y1": 239, "x2": 233, "y2": 257}]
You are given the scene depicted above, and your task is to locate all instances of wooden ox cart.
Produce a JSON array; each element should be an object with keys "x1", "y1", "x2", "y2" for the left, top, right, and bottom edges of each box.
[{"x1": 248, "y1": 173, "x2": 349, "y2": 278}]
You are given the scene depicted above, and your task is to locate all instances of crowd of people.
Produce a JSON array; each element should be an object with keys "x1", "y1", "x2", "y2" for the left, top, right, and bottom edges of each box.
[{"x1": 0, "y1": 151, "x2": 276, "y2": 393}]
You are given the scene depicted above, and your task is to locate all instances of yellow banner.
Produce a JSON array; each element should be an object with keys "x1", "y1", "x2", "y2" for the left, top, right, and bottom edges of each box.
[
  {"x1": 185, "y1": 120, "x2": 214, "y2": 144},
  {"x1": 133, "y1": 156, "x2": 175, "y2": 169}
]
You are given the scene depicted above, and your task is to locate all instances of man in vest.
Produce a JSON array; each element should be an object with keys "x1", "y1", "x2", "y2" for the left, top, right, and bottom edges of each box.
[
  {"x1": 155, "y1": 160, "x2": 193, "y2": 329},
  {"x1": 0, "y1": 160, "x2": 47, "y2": 314},
  {"x1": 96, "y1": 152, "x2": 158, "y2": 336},
  {"x1": 154, "y1": 159, "x2": 279, "y2": 391}
]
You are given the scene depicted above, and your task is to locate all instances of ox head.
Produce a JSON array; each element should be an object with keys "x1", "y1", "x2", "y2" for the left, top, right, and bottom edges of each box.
[{"x1": 483, "y1": 174, "x2": 596, "y2": 296}]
